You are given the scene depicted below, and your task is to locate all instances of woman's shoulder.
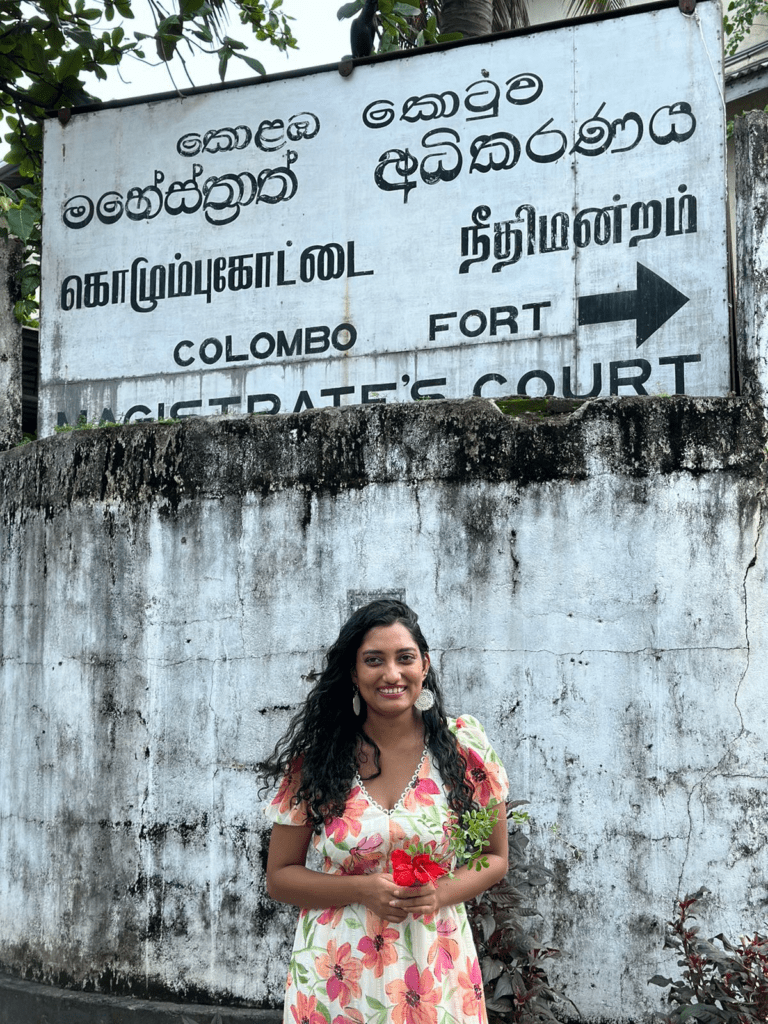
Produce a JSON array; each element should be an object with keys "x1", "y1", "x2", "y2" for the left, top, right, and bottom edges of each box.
[
  {"x1": 263, "y1": 757, "x2": 310, "y2": 827},
  {"x1": 448, "y1": 714, "x2": 509, "y2": 805},
  {"x1": 448, "y1": 713, "x2": 490, "y2": 746}
]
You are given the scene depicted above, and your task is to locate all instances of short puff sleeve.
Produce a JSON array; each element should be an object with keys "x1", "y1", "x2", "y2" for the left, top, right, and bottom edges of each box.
[
  {"x1": 449, "y1": 714, "x2": 509, "y2": 808},
  {"x1": 263, "y1": 759, "x2": 311, "y2": 827}
]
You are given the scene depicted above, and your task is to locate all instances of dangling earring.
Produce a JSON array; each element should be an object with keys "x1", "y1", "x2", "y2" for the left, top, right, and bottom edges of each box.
[
  {"x1": 352, "y1": 687, "x2": 362, "y2": 716},
  {"x1": 414, "y1": 688, "x2": 435, "y2": 711}
]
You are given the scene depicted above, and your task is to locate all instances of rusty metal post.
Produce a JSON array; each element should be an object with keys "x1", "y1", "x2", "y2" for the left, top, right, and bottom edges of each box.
[
  {"x1": 735, "y1": 112, "x2": 768, "y2": 422},
  {"x1": 0, "y1": 236, "x2": 23, "y2": 451}
]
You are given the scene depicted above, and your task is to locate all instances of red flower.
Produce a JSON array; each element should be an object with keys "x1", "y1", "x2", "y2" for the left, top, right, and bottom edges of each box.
[
  {"x1": 412, "y1": 854, "x2": 447, "y2": 884},
  {"x1": 392, "y1": 849, "x2": 417, "y2": 886},
  {"x1": 392, "y1": 849, "x2": 446, "y2": 887}
]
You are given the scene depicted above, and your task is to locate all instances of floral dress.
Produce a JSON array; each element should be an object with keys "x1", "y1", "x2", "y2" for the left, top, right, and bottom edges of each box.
[{"x1": 264, "y1": 715, "x2": 509, "y2": 1024}]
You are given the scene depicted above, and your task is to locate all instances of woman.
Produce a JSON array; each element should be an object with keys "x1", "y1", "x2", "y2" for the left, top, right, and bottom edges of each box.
[{"x1": 263, "y1": 599, "x2": 509, "y2": 1024}]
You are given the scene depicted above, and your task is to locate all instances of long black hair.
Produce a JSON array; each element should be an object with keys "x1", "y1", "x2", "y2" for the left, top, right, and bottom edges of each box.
[{"x1": 260, "y1": 599, "x2": 476, "y2": 833}]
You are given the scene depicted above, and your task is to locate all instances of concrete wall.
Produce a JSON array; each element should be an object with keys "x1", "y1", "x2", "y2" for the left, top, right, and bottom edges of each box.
[
  {"x1": 1, "y1": 395, "x2": 767, "y2": 1020},
  {"x1": 1, "y1": 113, "x2": 768, "y2": 1022},
  {"x1": 0, "y1": 236, "x2": 22, "y2": 451}
]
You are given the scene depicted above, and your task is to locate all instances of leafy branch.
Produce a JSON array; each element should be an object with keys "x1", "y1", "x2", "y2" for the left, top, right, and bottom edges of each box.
[
  {"x1": 467, "y1": 807, "x2": 578, "y2": 1024},
  {"x1": 649, "y1": 888, "x2": 768, "y2": 1024},
  {"x1": 337, "y1": 0, "x2": 461, "y2": 53},
  {"x1": 0, "y1": 0, "x2": 297, "y2": 322}
]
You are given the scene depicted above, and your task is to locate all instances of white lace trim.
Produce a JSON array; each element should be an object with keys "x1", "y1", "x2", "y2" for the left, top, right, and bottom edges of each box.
[{"x1": 354, "y1": 747, "x2": 428, "y2": 816}]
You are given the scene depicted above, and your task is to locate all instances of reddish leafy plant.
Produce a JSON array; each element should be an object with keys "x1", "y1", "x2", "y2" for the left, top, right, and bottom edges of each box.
[
  {"x1": 649, "y1": 888, "x2": 768, "y2": 1024},
  {"x1": 466, "y1": 803, "x2": 577, "y2": 1024}
]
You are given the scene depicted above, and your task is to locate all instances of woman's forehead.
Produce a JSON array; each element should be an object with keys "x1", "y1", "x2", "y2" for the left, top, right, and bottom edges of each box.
[{"x1": 357, "y1": 622, "x2": 419, "y2": 652}]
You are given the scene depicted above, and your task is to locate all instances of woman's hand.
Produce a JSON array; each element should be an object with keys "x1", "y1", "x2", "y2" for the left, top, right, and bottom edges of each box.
[
  {"x1": 387, "y1": 881, "x2": 441, "y2": 919},
  {"x1": 357, "y1": 872, "x2": 408, "y2": 922}
]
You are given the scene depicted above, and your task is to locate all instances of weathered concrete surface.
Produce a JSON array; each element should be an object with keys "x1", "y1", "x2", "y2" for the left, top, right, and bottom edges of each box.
[
  {"x1": 0, "y1": 236, "x2": 22, "y2": 451},
  {"x1": 1, "y1": 396, "x2": 767, "y2": 1020},
  {"x1": 736, "y1": 111, "x2": 768, "y2": 416}
]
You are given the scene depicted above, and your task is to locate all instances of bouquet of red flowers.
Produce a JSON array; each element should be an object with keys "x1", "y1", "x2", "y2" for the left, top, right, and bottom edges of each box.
[{"x1": 392, "y1": 848, "x2": 448, "y2": 887}]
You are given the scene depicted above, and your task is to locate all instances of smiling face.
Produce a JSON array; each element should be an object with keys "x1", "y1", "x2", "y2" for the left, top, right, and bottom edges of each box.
[{"x1": 351, "y1": 622, "x2": 430, "y2": 719}]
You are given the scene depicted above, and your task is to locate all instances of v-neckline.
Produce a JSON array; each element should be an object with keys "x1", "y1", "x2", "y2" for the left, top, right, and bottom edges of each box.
[{"x1": 354, "y1": 747, "x2": 428, "y2": 816}]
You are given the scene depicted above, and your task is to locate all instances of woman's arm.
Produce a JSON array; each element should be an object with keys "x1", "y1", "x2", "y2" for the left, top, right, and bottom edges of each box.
[
  {"x1": 266, "y1": 823, "x2": 411, "y2": 922},
  {"x1": 390, "y1": 814, "x2": 509, "y2": 918}
]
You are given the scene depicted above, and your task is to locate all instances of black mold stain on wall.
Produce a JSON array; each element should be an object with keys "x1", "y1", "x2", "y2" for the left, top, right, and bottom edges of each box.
[{"x1": 0, "y1": 397, "x2": 765, "y2": 525}]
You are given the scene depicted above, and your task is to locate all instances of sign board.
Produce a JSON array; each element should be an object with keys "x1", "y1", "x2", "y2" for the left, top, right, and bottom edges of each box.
[{"x1": 40, "y1": 0, "x2": 728, "y2": 433}]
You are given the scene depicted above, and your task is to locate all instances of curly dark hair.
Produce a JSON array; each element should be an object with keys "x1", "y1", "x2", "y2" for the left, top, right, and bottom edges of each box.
[{"x1": 260, "y1": 599, "x2": 476, "y2": 833}]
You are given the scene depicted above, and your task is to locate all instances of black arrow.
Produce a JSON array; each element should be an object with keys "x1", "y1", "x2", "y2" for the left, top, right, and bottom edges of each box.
[{"x1": 578, "y1": 263, "x2": 689, "y2": 347}]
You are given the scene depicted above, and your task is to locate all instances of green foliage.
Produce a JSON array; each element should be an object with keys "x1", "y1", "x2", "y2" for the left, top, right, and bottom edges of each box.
[
  {"x1": 337, "y1": 0, "x2": 623, "y2": 55},
  {"x1": 494, "y1": 397, "x2": 585, "y2": 419},
  {"x1": 337, "y1": 0, "x2": 461, "y2": 52},
  {"x1": 723, "y1": 0, "x2": 768, "y2": 55},
  {"x1": 0, "y1": 182, "x2": 41, "y2": 325},
  {"x1": 53, "y1": 413, "x2": 99, "y2": 432},
  {"x1": 0, "y1": 0, "x2": 297, "y2": 322},
  {"x1": 649, "y1": 889, "x2": 768, "y2": 1024},
  {"x1": 727, "y1": 106, "x2": 768, "y2": 141},
  {"x1": 53, "y1": 413, "x2": 180, "y2": 431},
  {"x1": 447, "y1": 804, "x2": 501, "y2": 872},
  {"x1": 466, "y1": 807, "x2": 577, "y2": 1024}
]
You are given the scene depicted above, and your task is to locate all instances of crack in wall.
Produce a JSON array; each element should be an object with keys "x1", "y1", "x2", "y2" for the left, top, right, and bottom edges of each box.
[
  {"x1": 437, "y1": 645, "x2": 748, "y2": 657},
  {"x1": 677, "y1": 489, "x2": 766, "y2": 897}
]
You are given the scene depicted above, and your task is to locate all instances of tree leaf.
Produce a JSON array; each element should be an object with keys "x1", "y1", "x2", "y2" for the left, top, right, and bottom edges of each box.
[
  {"x1": 337, "y1": 1, "x2": 362, "y2": 20},
  {"x1": 238, "y1": 54, "x2": 266, "y2": 74},
  {"x1": 5, "y1": 206, "x2": 37, "y2": 243}
]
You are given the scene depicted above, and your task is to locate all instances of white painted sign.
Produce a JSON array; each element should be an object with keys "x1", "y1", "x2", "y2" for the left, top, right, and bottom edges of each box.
[{"x1": 40, "y1": 0, "x2": 728, "y2": 432}]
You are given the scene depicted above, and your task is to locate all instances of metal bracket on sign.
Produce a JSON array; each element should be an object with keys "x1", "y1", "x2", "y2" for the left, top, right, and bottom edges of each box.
[{"x1": 679, "y1": 0, "x2": 696, "y2": 14}]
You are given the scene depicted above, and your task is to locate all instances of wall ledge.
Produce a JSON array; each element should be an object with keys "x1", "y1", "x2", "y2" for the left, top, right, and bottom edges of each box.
[{"x1": 1, "y1": 396, "x2": 765, "y2": 518}]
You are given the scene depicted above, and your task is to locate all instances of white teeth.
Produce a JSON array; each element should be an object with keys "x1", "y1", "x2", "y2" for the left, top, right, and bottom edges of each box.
[{"x1": 380, "y1": 687, "x2": 405, "y2": 694}]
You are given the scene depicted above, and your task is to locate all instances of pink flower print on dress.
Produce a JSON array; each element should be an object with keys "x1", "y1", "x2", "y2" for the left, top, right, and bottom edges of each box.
[
  {"x1": 347, "y1": 833, "x2": 384, "y2": 874},
  {"x1": 332, "y1": 1010, "x2": 365, "y2": 1024},
  {"x1": 427, "y1": 919, "x2": 460, "y2": 980},
  {"x1": 290, "y1": 992, "x2": 327, "y2": 1024},
  {"x1": 388, "y1": 819, "x2": 408, "y2": 848},
  {"x1": 325, "y1": 790, "x2": 369, "y2": 845},
  {"x1": 386, "y1": 963, "x2": 441, "y2": 1024},
  {"x1": 357, "y1": 909, "x2": 398, "y2": 978},
  {"x1": 316, "y1": 905, "x2": 345, "y2": 928},
  {"x1": 315, "y1": 939, "x2": 363, "y2": 1008},
  {"x1": 402, "y1": 762, "x2": 441, "y2": 812},
  {"x1": 463, "y1": 745, "x2": 506, "y2": 807},
  {"x1": 457, "y1": 956, "x2": 485, "y2": 1020},
  {"x1": 271, "y1": 758, "x2": 305, "y2": 820}
]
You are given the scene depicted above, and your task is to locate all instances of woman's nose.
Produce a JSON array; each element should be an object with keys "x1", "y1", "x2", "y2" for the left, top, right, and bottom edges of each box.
[{"x1": 382, "y1": 659, "x2": 401, "y2": 681}]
